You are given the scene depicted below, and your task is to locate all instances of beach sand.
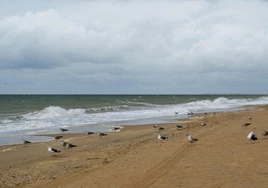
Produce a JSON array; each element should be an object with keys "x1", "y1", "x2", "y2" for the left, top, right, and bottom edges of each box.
[{"x1": 1, "y1": 105, "x2": 268, "y2": 188}]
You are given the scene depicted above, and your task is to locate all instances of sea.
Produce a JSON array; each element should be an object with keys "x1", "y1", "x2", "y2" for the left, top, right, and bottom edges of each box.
[{"x1": 0, "y1": 94, "x2": 268, "y2": 146}]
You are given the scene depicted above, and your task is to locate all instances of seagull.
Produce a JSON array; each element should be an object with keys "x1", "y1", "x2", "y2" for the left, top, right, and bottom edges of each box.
[
  {"x1": 84, "y1": 131, "x2": 95, "y2": 135},
  {"x1": 262, "y1": 128, "x2": 268, "y2": 136},
  {"x1": 48, "y1": 147, "x2": 61, "y2": 153},
  {"x1": 65, "y1": 142, "x2": 77, "y2": 149},
  {"x1": 158, "y1": 134, "x2": 168, "y2": 141},
  {"x1": 187, "y1": 134, "x2": 198, "y2": 143},
  {"x1": 153, "y1": 124, "x2": 164, "y2": 130},
  {"x1": 174, "y1": 111, "x2": 178, "y2": 115},
  {"x1": 60, "y1": 140, "x2": 67, "y2": 147},
  {"x1": 113, "y1": 127, "x2": 123, "y2": 132},
  {"x1": 176, "y1": 125, "x2": 183, "y2": 129},
  {"x1": 242, "y1": 123, "x2": 251, "y2": 128},
  {"x1": 53, "y1": 135, "x2": 63, "y2": 140},
  {"x1": 158, "y1": 127, "x2": 164, "y2": 131},
  {"x1": 98, "y1": 132, "x2": 108, "y2": 137},
  {"x1": 113, "y1": 127, "x2": 121, "y2": 131},
  {"x1": 247, "y1": 132, "x2": 257, "y2": 142},
  {"x1": 60, "y1": 128, "x2": 68, "y2": 132},
  {"x1": 22, "y1": 139, "x2": 31, "y2": 144},
  {"x1": 201, "y1": 122, "x2": 206, "y2": 126},
  {"x1": 187, "y1": 112, "x2": 194, "y2": 116}
]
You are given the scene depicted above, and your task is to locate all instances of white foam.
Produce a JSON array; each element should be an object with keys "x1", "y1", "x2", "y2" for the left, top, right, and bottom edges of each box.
[{"x1": 1, "y1": 96, "x2": 268, "y2": 133}]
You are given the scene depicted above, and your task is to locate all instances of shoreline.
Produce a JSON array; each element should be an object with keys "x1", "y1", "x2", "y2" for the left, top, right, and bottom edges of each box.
[
  {"x1": 0, "y1": 106, "x2": 249, "y2": 146},
  {"x1": 1, "y1": 105, "x2": 268, "y2": 187}
]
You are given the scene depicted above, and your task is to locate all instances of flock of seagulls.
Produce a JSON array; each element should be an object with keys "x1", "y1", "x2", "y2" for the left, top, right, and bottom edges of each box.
[
  {"x1": 156, "y1": 112, "x2": 267, "y2": 146},
  {"x1": 22, "y1": 111, "x2": 265, "y2": 156},
  {"x1": 22, "y1": 126, "x2": 121, "y2": 154}
]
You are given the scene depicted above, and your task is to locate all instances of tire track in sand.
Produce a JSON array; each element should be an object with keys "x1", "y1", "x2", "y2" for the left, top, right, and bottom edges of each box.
[{"x1": 126, "y1": 123, "x2": 226, "y2": 188}]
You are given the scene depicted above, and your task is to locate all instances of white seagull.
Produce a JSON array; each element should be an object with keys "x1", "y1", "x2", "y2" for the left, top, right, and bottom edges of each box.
[
  {"x1": 47, "y1": 147, "x2": 61, "y2": 153},
  {"x1": 157, "y1": 134, "x2": 168, "y2": 141},
  {"x1": 201, "y1": 122, "x2": 206, "y2": 126},
  {"x1": 187, "y1": 134, "x2": 198, "y2": 143},
  {"x1": 247, "y1": 132, "x2": 257, "y2": 142}
]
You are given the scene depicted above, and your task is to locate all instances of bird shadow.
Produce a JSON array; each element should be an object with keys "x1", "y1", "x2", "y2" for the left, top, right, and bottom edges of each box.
[{"x1": 49, "y1": 154, "x2": 66, "y2": 158}]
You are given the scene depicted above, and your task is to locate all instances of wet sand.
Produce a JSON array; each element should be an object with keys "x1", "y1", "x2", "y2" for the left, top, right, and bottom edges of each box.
[{"x1": 1, "y1": 105, "x2": 268, "y2": 188}]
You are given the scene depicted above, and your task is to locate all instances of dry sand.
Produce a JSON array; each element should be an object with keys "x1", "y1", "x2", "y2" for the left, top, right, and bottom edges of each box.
[{"x1": 1, "y1": 105, "x2": 268, "y2": 188}]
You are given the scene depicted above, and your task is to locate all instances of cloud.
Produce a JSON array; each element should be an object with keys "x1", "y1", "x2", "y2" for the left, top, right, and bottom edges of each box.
[{"x1": 1, "y1": 0, "x2": 268, "y2": 94}]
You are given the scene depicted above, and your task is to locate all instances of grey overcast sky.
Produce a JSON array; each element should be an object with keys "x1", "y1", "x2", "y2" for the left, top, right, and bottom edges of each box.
[{"x1": 1, "y1": 0, "x2": 268, "y2": 94}]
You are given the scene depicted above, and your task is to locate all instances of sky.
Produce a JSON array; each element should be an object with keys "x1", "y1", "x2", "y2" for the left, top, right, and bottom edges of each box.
[{"x1": 1, "y1": 0, "x2": 268, "y2": 94}]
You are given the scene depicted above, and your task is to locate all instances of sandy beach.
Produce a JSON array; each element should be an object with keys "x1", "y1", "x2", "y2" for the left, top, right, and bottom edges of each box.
[{"x1": 1, "y1": 105, "x2": 268, "y2": 188}]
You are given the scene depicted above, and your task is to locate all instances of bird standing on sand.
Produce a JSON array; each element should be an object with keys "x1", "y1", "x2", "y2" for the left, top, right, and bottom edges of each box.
[
  {"x1": 158, "y1": 127, "x2": 164, "y2": 131},
  {"x1": 242, "y1": 123, "x2": 251, "y2": 128},
  {"x1": 60, "y1": 128, "x2": 68, "y2": 132},
  {"x1": 248, "y1": 117, "x2": 252, "y2": 120},
  {"x1": 247, "y1": 132, "x2": 257, "y2": 142},
  {"x1": 187, "y1": 134, "x2": 198, "y2": 143},
  {"x1": 66, "y1": 142, "x2": 77, "y2": 149},
  {"x1": 98, "y1": 132, "x2": 108, "y2": 137},
  {"x1": 176, "y1": 125, "x2": 183, "y2": 129},
  {"x1": 157, "y1": 134, "x2": 168, "y2": 141},
  {"x1": 188, "y1": 112, "x2": 194, "y2": 117},
  {"x1": 113, "y1": 127, "x2": 120, "y2": 131},
  {"x1": 85, "y1": 131, "x2": 95, "y2": 135},
  {"x1": 201, "y1": 122, "x2": 206, "y2": 126},
  {"x1": 48, "y1": 147, "x2": 61, "y2": 153},
  {"x1": 262, "y1": 128, "x2": 268, "y2": 136},
  {"x1": 54, "y1": 136, "x2": 63, "y2": 140},
  {"x1": 22, "y1": 139, "x2": 31, "y2": 144},
  {"x1": 113, "y1": 127, "x2": 122, "y2": 132},
  {"x1": 60, "y1": 140, "x2": 67, "y2": 147}
]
